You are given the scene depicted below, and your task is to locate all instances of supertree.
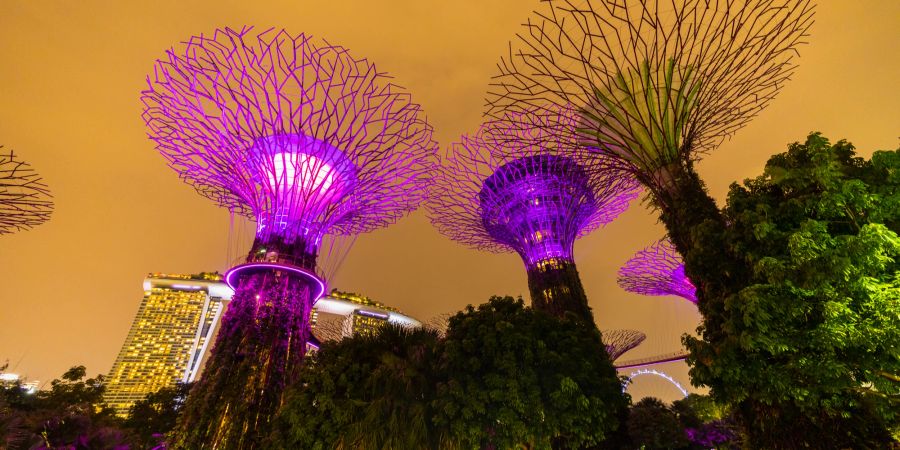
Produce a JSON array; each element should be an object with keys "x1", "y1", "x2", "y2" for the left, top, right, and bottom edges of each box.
[
  {"x1": 1, "y1": 148, "x2": 53, "y2": 234},
  {"x1": 618, "y1": 239, "x2": 696, "y2": 303},
  {"x1": 428, "y1": 107, "x2": 639, "y2": 323},
  {"x1": 141, "y1": 27, "x2": 436, "y2": 448},
  {"x1": 602, "y1": 328, "x2": 646, "y2": 361},
  {"x1": 485, "y1": 0, "x2": 815, "y2": 256},
  {"x1": 485, "y1": 2, "x2": 818, "y2": 441}
]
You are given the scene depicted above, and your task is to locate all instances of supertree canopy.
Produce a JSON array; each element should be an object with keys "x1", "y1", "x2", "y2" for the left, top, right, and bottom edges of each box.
[
  {"x1": 0, "y1": 149, "x2": 53, "y2": 234},
  {"x1": 486, "y1": 0, "x2": 815, "y2": 208},
  {"x1": 142, "y1": 27, "x2": 436, "y2": 448},
  {"x1": 618, "y1": 239, "x2": 697, "y2": 303},
  {"x1": 602, "y1": 328, "x2": 646, "y2": 361},
  {"x1": 429, "y1": 108, "x2": 639, "y2": 322}
]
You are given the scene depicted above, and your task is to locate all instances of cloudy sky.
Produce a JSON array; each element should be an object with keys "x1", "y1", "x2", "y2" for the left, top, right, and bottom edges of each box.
[{"x1": 1, "y1": 0, "x2": 897, "y2": 402}]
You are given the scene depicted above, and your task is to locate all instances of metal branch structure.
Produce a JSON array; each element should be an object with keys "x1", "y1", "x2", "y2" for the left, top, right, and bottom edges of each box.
[
  {"x1": 486, "y1": 0, "x2": 815, "y2": 204},
  {"x1": 618, "y1": 238, "x2": 697, "y2": 303},
  {"x1": 0, "y1": 149, "x2": 53, "y2": 234},
  {"x1": 602, "y1": 328, "x2": 646, "y2": 361},
  {"x1": 142, "y1": 27, "x2": 436, "y2": 448},
  {"x1": 429, "y1": 107, "x2": 639, "y2": 322}
]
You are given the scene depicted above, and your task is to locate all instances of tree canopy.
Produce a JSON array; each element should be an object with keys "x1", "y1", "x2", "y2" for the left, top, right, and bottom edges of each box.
[
  {"x1": 684, "y1": 133, "x2": 900, "y2": 447},
  {"x1": 435, "y1": 297, "x2": 627, "y2": 449},
  {"x1": 271, "y1": 296, "x2": 628, "y2": 449}
]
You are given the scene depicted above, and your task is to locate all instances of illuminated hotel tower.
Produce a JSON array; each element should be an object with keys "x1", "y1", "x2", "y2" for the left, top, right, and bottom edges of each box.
[
  {"x1": 311, "y1": 289, "x2": 420, "y2": 341},
  {"x1": 104, "y1": 272, "x2": 233, "y2": 416}
]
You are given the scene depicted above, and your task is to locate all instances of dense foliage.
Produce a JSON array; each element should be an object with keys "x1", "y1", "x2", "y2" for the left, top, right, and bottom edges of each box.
[
  {"x1": 625, "y1": 397, "x2": 687, "y2": 449},
  {"x1": 127, "y1": 382, "x2": 192, "y2": 449},
  {"x1": 435, "y1": 297, "x2": 627, "y2": 449},
  {"x1": 0, "y1": 365, "x2": 188, "y2": 449},
  {"x1": 683, "y1": 134, "x2": 900, "y2": 447},
  {"x1": 270, "y1": 325, "x2": 447, "y2": 449},
  {"x1": 0, "y1": 366, "x2": 127, "y2": 449},
  {"x1": 271, "y1": 296, "x2": 628, "y2": 449}
]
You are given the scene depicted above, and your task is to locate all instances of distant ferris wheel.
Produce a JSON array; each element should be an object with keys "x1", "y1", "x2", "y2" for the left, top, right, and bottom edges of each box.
[{"x1": 623, "y1": 368, "x2": 689, "y2": 398}]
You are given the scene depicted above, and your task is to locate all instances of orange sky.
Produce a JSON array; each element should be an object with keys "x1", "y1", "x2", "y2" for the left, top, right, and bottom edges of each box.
[{"x1": 1, "y1": 1, "x2": 897, "y2": 402}]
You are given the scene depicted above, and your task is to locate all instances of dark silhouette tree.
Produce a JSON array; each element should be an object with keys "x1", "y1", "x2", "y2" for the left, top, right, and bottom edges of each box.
[
  {"x1": 434, "y1": 297, "x2": 628, "y2": 449},
  {"x1": 270, "y1": 325, "x2": 449, "y2": 449}
]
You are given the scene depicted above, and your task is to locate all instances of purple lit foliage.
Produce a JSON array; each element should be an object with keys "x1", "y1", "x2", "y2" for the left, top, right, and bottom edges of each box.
[
  {"x1": 428, "y1": 108, "x2": 638, "y2": 268},
  {"x1": 686, "y1": 419, "x2": 740, "y2": 448},
  {"x1": 177, "y1": 271, "x2": 314, "y2": 446},
  {"x1": 0, "y1": 149, "x2": 53, "y2": 234},
  {"x1": 143, "y1": 27, "x2": 436, "y2": 270},
  {"x1": 618, "y1": 239, "x2": 697, "y2": 303},
  {"x1": 601, "y1": 329, "x2": 645, "y2": 361}
]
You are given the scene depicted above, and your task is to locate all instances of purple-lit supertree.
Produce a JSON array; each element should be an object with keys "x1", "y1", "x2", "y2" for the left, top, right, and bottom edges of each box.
[
  {"x1": 1, "y1": 149, "x2": 53, "y2": 234},
  {"x1": 142, "y1": 27, "x2": 436, "y2": 448},
  {"x1": 618, "y1": 239, "x2": 697, "y2": 303},
  {"x1": 428, "y1": 108, "x2": 639, "y2": 322},
  {"x1": 602, "y1": 328, "x2": 646, "y2": 361}
]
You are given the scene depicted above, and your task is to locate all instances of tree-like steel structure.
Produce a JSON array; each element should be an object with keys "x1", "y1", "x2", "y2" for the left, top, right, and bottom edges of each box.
[
  {"x1": 0, "y1": 149, "x2": 52, "y2": 234},
  {"x1": 429, "y1": 108, "x2": 638, "y2": 322},
  {"x1": 485, "y1": 0, "x2": 814, "y2": 253},
  {"x1": 602, "y1": 328, "x2": 646, "y2": 361},
  {"x1": 142, "y1": 27, "x2": 436, "y2": 449},
  {"x1": 618, "y1": 239, "x2": 697, "y2": 303}
]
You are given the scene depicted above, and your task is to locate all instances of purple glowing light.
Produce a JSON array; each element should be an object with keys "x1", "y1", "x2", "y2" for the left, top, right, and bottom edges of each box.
[
  {"x1": 356, "y1": 309, "x2": 390, "y2": 320},
  {"x1": 225, "y1": 262, "x2": 326, "y2": 301},
  {"x1": 143, "y1": 27, "x2": 436, "y2": 265},
  {"x1": 617, "y1": 239, "x2": 697, "y2": 303},
  {"x1": 428, "y1": 108, "x2": 639, "y2": 268}
]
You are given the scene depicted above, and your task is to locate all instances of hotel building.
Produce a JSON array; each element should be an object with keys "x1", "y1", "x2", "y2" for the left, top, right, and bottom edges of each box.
[{"x1": 103, "y1": 272, "x2": 232, "y2": 416}]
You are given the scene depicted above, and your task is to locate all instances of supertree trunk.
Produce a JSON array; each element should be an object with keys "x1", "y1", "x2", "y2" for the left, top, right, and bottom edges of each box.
[
  {"x1": 171, "y1": 269, "x2": 315, "y2": 449},
  {"x1": 646, "y1": 161, "x2": 747, "y2": 343},
  {"x1": 526, "y1": 260, "x2": 593, "y2": 324}
]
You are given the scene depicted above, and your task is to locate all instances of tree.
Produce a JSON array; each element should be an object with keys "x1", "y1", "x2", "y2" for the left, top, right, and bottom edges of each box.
[
  {"x1": 125, "y1": 382, "x2": 192, "y2": 449},
  {"x1": 626, "y1": 397, "x2": 688, "y2": 450},
  {"x1": 0, "y1": 365, "x2": 128, "y2": 449},
  {"x1": 434, "y1": 296, "x2": 628, "y2": 449},
  {"x1": 684, "y1": 134, "x2": 900, "y2": 447},
  {"x1": 671, "y1": 394, "x2": 740, "y2": 449},
  {"x1": 269, "y1": 324, "x2": 449, "y2": 449}
]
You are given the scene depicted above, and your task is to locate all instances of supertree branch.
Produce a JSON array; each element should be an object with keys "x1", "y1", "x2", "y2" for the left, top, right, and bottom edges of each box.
[
  {"x1": 618, "y1": 238, "x2": 697, "y2": 303},
  {"x1": 486, "y1": 0, "x2": 814, "y2": 204},
  {"x1": 0, "y1": 149, "x2": 53, "y2": 234},
  {"x1": 602, "y1": 328, "x2": 646, "y2": 361}
]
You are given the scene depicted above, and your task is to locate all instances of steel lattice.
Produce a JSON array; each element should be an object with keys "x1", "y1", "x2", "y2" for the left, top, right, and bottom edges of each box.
[
  {"x1": 486, "y1": 0, "x2": 815, "y2": 200},
  {"x1": 618, "y1": 238, "x2": 697, "y2": 303},
  {"x1": 428, "y1": 107, "x2": 639, "y2": 268},
  {"x1": 602, "y1": 328, "x2": 646, "y2": 361},
  {"x1": 0, "y1": 149, "x2": 53, "y2": 235}
]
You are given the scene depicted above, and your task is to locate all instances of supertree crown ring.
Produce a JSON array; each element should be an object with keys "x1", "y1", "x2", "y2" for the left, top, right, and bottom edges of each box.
[
  {"x1": 143, "y1": 26, "x2": 437, "y2": 272},
  {"x1": 486, "y1": 0, "x2": 815, "y2": 196},
  {"x1": 618, "y1": 238, "x2": 697, "y2": 303}
]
